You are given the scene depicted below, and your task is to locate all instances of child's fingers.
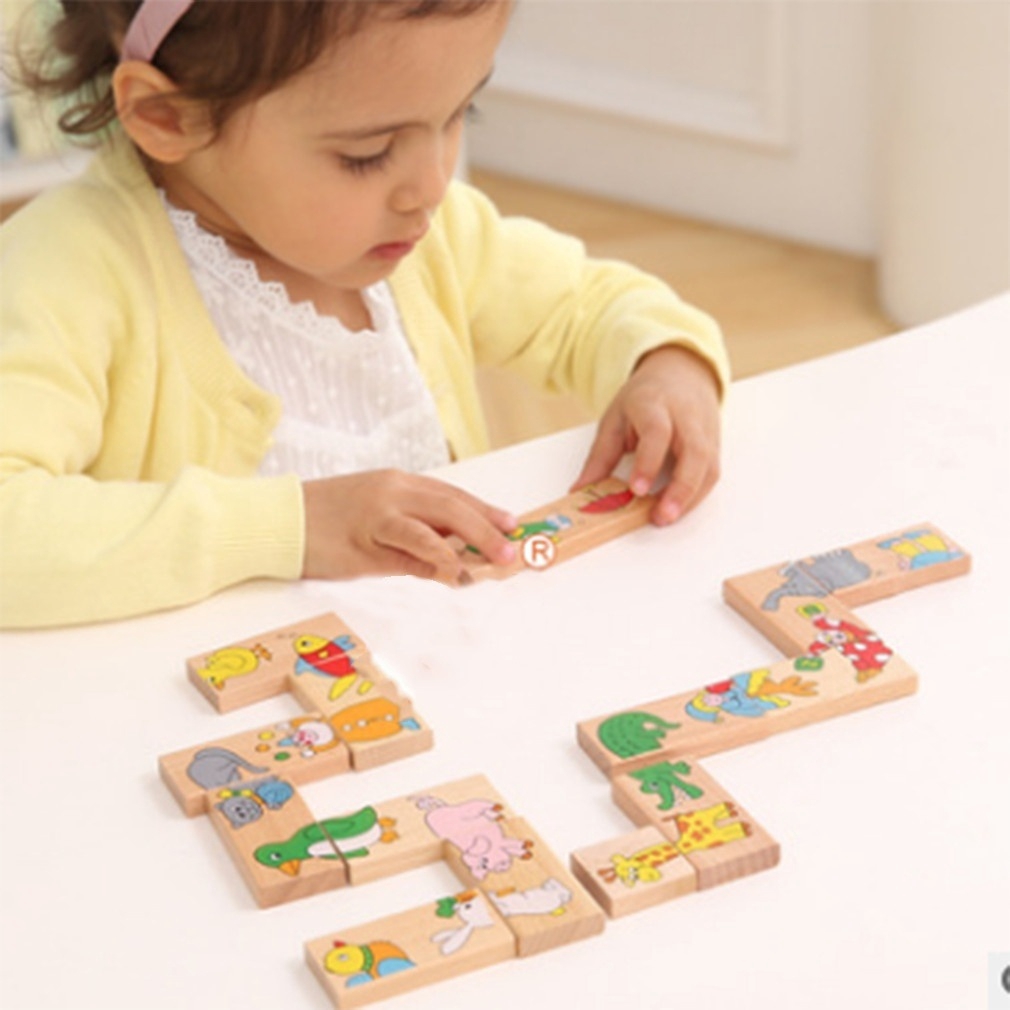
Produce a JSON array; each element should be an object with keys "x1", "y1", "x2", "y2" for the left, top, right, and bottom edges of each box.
[
  {"x1": 410, "y1": 487, "x2": 518, "y2": 568},
  {"x1": 571, "y1": 416, "x2": 627, "y2": 490},
  {"x1": 414, "y1": 476, "x2": 518, "y2": 536},
  {"x1": 627, "y1": 409, "x2": 673, "y2": 497},
  {"x1": 374, "y1": 513, "x2": 463, "y2": 579},
  {"x1": 653, "y1": 440, "x2": 718, "y2": 525}
]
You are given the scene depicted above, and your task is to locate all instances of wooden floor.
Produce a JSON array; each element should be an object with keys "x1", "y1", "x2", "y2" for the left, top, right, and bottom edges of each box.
[{"x1": 470, "y1": 169, "x2": 896, "y2": 446}]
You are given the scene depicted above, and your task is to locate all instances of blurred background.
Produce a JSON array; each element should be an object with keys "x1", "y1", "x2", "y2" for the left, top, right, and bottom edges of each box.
[{"x1": 3, "y1": 0, "x2": 1008, "y2": 446}]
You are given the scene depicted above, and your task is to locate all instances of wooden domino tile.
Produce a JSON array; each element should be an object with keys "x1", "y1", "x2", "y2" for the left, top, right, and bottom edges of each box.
[
  {"x1": 286, "y1": 650, "x2": 394, "y2": 716},
  {"x1": 570, "y1": 826, "x2": 698, "y2": 919},
  {"x1": 577, "y1": 693, "x2": 690, "y2": 778},
  {"x1": 578, "y1": 647, "x2": 918, "y2": 776},
  {"x1": 578, "y1": 524, "x2": 969, "y2": 775},
  {"x1": 458, "y1": 477, "x2": 654, "y2": 582},
  {"x1": 611, "y1": 757, "x2": 780, "y2": 890},
  {"x1": 165, "y1": 613, "x2": 433, "y2": 821},
  {"x1": 340, "y1": 695, "x2": 435, "y2": 771},
  {"x1": 306, "y1": 891, "x2": 516, "y2": 1009},
  {"x1": 791, "y1": 523, "x2": 970, "y2": 608},
  {"x1": 443, "y1": 815, "x2": 606, "y2": 956},
  {"x1": 187, "y1": 612, "x2": 363, "y2": 713},
  {"x1": 160, "y1": 716, "x2": 352, "y2": 817},
  {"x1": 297, "y1": 774, "x2": 604, "y2": 1007},
  {"x1": 206, "y1": 776, "x2": 349, "y2": 908},
  {"x1": 573, "y1": 524, "x2": 968, "y2": 922},
  {"x1": 337, "y1": 775, "x2": 514, "y2": 886},
  {"x1": 326, "y1": 791, "x2": 446, "y2": 886},
  {"x1": 723, "y1": 569, "x2": 880, "y2": 659}
]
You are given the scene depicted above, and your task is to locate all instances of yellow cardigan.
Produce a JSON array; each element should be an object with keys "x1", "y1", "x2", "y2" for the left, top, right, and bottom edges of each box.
[{"x1": 0, "y1": 138, "x2": 728, "y2": 628}]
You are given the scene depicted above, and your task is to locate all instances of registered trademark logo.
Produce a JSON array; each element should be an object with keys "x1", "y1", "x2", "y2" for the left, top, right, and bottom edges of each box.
[{"x1": 521, "y1": 534, "x2": 556, "y2": 570}]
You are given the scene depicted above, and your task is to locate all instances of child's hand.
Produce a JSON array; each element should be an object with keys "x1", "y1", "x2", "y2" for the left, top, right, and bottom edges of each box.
[
  {"x1": 302, "y1": 470, "x2": 518, "y2": 585},
  {"x1": 572, "y1": 345, "x2": 722, "y2": 525}
]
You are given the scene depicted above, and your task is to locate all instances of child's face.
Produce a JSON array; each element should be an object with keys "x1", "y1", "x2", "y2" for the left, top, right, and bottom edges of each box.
[{"x1": 167, "y1": 5, "x2": 511, "y2": 291}]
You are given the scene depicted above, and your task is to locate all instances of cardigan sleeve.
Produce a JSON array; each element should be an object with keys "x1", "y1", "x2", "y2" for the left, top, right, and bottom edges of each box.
[
  {"x1": 0, "y1": 177, "x2": 304, "y2": 630},
  {"x1": 434, "y1": 182, "x2": 730, "y2": 413}
]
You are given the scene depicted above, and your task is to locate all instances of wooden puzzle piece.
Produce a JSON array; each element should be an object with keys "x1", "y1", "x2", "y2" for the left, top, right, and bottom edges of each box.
[
  {"x1": 724, "y1": 523, "x2": 969, "y2": 643},
  {"x1": 570, "y1": 825, "x2": 698, "y2": 918},
  {"x1": 165, "y1": 612, "x2": 433, "y2": 818},
  {"x1": 286, "y1": 650, "x2": 394, "y2": 716},
  {"x1": 340, "y1": 695, "x2": 435, "y2": 771},
  {"x1": 187, "y1": 612, "x2": 366, "y2": 713},
  {"x1": 206, "y1": 776, "x2": 348, "y2": 908},
  {"x1": 578, "y1": 647, "x2": 918, "y2": 776},
  {"x1": 611, "y1": 757, "x2": 779, "y2": 890},
  {"x1": 297, "y1": 774, "x2": 602, "y2": 1004},
  {"x1": 457, "y1": 477, "x2": 654, "y2": 582},
  {"x1": 338, "y1": 775, "x2": 516, "y2": 886},
  {"x1": 305, "y1": 890, "x2": 516, "y2": 1009},
  {"x1": 763, "y1": 523, "x2": 970, "y2": 610},
  {"x1": 723, "y1": 571, "x2": 888, "y2": 661},
  {"x1": 160, "y1": 715, "x2": 352, "y2": 817},
  {"x1": 578, "y1": 524, "x2": 969, "y2": 777},
  {"x1": 444, "y1": 815, "x2": 606, "y2": 956},
  {"x1": 577, "y1": 694, "x2": 689, "y2": 778},
  {"x1": 325, "y1": 792, "x2": 443, "y2": 886},
  {"x1": 195, "y1": 771, "x2": 519, "y2": 906}
]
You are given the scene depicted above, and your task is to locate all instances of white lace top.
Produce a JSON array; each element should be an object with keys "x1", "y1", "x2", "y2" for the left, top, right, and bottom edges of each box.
[{"x1": 164, "y1": 200, "x2": 451, "y2": 480}]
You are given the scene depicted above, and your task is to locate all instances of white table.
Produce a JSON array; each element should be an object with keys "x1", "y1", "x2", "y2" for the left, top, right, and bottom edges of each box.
[{"x1": 2, "y1": 295, "x2": 1007, "y2": 1010}]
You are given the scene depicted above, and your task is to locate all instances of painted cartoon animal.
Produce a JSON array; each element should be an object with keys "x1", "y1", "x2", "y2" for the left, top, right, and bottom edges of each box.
[
  {"x1": 664, "y1": 802, "x2": 751, "y2": 854},
  {"x1": 254, "y1": 807, "x2": 398, "y2": 874},
  {"x1": 596, "y1": 711, "x2": 681, "y2": 759},
  {"x1": 488, "y1": 878, "x2": 571, "y2": 917},
  {"x1": 214, "y1": 776, "x2": 295, "y2": 829},
  {"x1": 878, "y1": 529, "x2": 964, "y2": 570},
  {"x1": 600, "y1": 805, "x2": 752, "y2": 888},
  {"x1": 507, "y1": 513, "x2": 573, "y2": 542},
  {"x1": 324, "y1": 940, "x2": 415, "y2": 985},
  {"x1": 685, "y1": 667, "x2": 817, "y2": 722},
  {"x1": 430, "y1": 892, "x2": 496, "y2": 955},
  {"x1": 806, "y1": 615, "x2": 893, "y2": 682},
  {"x1": 186, "y1": 747, "x2": 268, "y2": 789},
  {"x1": 333, "y1": 697, "x2": 421, "y2": 743},
  {"x1": 291, "y1": 633, "x2": 368, "y2": 701},
  {"x1": 415, "y1": 796, "x2": 532, "y2": 880},
  {"x1": 601, "y1": 839, "x2": 681, "y2": 887},
  {"x1": 276, "y1": 699, "x2": 419, "y2": 759},
  {"x1": 194, "y1": 644, "x2": 271, "y2": 691},
  {"x1": 629, "y1": 760, "x2": 704, "y2": 812},
  {"x1": 278, "y1": 715, "x2": 343, "y2": 757},
  {"x1": 761, "y1": 549, "x2": 871, "y2": 611}
]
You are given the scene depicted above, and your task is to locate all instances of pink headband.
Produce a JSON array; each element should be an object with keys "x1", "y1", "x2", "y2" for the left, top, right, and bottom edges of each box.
[{"x1": 121, "y1": 0, "x2": 196, "y2": 62}]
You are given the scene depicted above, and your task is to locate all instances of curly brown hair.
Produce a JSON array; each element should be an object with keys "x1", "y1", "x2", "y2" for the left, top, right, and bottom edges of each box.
[{"x1": 12, "y1": 0, "x2": 495, "y2": 141}]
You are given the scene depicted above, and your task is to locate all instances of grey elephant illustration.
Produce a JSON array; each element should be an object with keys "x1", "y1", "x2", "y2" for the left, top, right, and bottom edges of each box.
[
  {"x1": 186, "y1": 747, "x2": 268, "y2": 788},
  {"x1": 761, "y1": 549, "x2": 871, "y2": 611}
]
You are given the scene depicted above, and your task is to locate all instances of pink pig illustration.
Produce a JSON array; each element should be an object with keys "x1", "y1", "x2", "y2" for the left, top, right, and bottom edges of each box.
[{"x1": 415, "y1": 796, "x2": 533, "y2": 880}]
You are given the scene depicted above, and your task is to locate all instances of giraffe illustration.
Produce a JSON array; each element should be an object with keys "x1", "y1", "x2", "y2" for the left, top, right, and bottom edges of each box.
[{"x1": 599, "y1": 803, "x2": 751, "y2": 888}]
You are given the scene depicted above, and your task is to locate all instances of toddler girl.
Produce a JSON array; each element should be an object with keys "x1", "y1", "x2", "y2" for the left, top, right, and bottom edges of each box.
[{"x1": 0, "y1": 0, "x2": 729, "y2": 628}]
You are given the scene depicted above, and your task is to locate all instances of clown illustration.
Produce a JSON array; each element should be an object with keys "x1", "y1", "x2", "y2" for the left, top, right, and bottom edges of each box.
[
  {"x1": 806, "y1": 615, "x2": 893, "y2": 683},
  {"x1": 686, "y1": 667, "x2": 817, "y2": 723}
]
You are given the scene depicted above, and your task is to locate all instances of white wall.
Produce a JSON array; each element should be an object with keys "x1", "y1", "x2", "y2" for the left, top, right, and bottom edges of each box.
[
  {"x1": 470, "y1": 0, "x2": 878, "y2": 255},
  {"x1": 469, "y1": 1, "x2": 1010, "y2": 323},
  {"x1": 874, "y1": 1, "x2": 1010, "y2": 325}
]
